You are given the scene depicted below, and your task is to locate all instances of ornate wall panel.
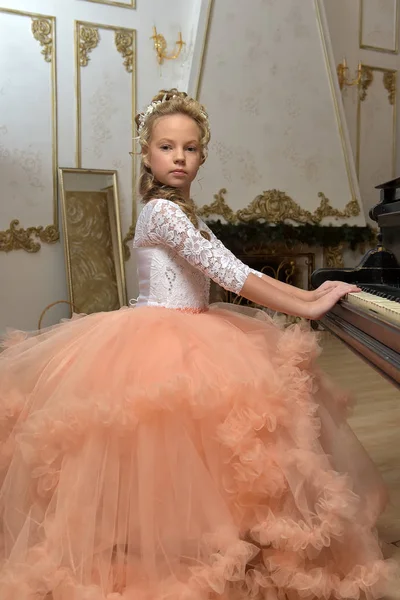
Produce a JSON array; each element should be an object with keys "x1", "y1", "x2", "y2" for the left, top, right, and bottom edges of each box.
[
  {"x1": 193, "y1": 0, "x2": 364, "y2": 225},
  {"x1": 75, "y1": 21, "x2": 136, "y2": 251},
  {"x1": 357, "y1": 65, "x2": 397, "y2": 216},
  {"x1": 0, "y1": 8, "x2": 58, "y2": 252},
  {"x1": 80, "y1": 0, "x2": 135, "y2": 8},
  {"x1": 360, "y1": 0, "x2": 399, "y2": 54}
]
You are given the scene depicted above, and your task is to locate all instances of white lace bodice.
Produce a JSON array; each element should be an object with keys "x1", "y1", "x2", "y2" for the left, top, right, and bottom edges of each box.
[{"x1": 132, "y1": 199, "x2": 262, "y2": 311}]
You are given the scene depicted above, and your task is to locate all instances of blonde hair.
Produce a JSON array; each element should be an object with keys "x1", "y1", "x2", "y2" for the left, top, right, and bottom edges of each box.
[{"x1": 135, "y1": 89, "x2": 210, "y2": 234}]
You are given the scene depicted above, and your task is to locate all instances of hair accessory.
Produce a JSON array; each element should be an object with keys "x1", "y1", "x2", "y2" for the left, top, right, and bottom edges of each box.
[
  {"x1": 137, "y1": 94, "x2": 175, "y2": 133},
  {"x1": 137, "y1": 94, "x2": 209, "y2": 134}
]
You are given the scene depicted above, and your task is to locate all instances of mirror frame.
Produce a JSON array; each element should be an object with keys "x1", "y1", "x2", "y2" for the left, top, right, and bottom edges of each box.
[{"x1": 58, "y1": 167, "x2": 127, "y2": 313}]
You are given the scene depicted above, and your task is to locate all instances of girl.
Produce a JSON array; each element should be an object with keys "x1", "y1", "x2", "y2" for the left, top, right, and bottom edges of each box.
[{"x1": 0, "y1": 89, "x2": 396, "y2": 600}]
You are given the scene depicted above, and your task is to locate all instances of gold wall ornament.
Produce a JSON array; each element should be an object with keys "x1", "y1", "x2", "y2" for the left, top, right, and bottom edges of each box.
[
  {"x1": 237, "y1": 190, "x2": 360, "y2": 224},
  {"x1": 336, "y1": 60, "x2": 374, "y2": 102},
  {"x1": 122, "y1": 224, "x2": 135, "y2": 260},
  {"x1": 324, "y1": 245, "x2": 344, "y2": 269},
  {"x1": 31, "y1": 18, "x2": 53, "y2": 62},
  {"x1": 150, "y1": 26, "x2": 185, "y2": 65},
  {"x1": 337, "y1": 58, "x2": 362, "y2": 90},
  {"x1": 78, "y1": 25, "x2": 100, "y2": 67},
  {"x1": 0, "y1": 220, "x2": 59, "y2": 253},
  {"x1": 359, "y1": 65, "x2": 374, "y2": 101},
  {"x1": 197, "y1": 188, "x2": 236, "y2": 224},
  {"x1": 237, "y1": 190, "x2": 314, "y2": 224},
  {"x1": 313, "y1": 192, "x2": 361, "y2": 221},
  {"x1": 197, "y1": 189, "x2": 361, "y2": 225},
  {"x1": 115, "y1": 31, "x2": 134, "y2": 73},
  {"x1": 383, "y1": 71, "x2": 396, "y2": 106}
]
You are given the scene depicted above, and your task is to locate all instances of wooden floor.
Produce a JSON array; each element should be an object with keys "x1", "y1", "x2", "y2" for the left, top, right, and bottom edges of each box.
[
  {"x1": 318, "y1": 333, "x2": 400, "y2": 597},
  {"x1": 318, "y1": 333, "x2": 400, "y2": 543}
]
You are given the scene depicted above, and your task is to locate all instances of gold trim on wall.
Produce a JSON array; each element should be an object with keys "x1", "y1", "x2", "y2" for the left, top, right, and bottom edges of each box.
[
  {"x1": 359, "y1": 0, "x2": 399, "y2": 54},
  {"x1": 193, "y1": 0, "x2": 215, "y2": 100},
  {"x1": 74, "y1": 21, "x2": 137, "y2": 247},
  {"x1": 0, "y1": 8, "x2": 59, "y2": 252},
  {"x1": 197, "y1": 188, "x2": 361, "y2": 225},
  {"x1": 79, "y1": 0, "x2": 135, "y2": 8},
  {"x1": 315, "y1": 0, "x2": 359, "y2": 206},
  {"x1": 356, "y1": 65, "x2": 397, "y2": 178}
]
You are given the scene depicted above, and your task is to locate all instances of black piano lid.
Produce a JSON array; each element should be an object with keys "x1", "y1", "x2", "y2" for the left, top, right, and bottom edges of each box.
[
  {"x1": 370, "y1": 175, "x2": 400, "y2": 221},
  {"x1": 375, "y1": 176, "x2": 400, "y2": 190}
]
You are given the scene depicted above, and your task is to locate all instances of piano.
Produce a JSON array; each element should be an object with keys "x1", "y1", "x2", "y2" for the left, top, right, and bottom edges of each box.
[{"x1": 311, "y1": 177, "x2": 400, "y2": 388}]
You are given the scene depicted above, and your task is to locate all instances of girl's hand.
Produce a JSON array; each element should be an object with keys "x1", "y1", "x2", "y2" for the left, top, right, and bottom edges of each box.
[
  {"x1": 308, "y1": 283, "x2": 361, "y2": 320},
  {"x1": 312, "y1": 280, "x2": 361, "y2": 301}
]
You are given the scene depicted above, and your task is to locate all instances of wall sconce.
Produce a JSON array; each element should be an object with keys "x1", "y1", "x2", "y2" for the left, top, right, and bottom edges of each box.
[
  {"x1": 151, "y1": 26, "x2": 185, "y2": 65},
  {"x1": 337, "y1": 58, "x2": 362, "y2": 90}
]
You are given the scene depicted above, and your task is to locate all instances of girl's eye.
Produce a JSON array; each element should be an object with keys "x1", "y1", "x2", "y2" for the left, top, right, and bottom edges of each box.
[
  {"x1": 160, "y1": 145, "x2": 171, "y2": 151},
  {"x1": 187, "y1": 147, "x2": 198, "y2": 152}
]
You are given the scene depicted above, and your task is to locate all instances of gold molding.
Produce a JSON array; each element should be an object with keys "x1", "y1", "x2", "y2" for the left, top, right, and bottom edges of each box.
[
  {"x1": 356, "y1": 64, "x2": 397, "y2": 178},
  {"x1": 78, "y1": 25, "x2": 100, "y2": 67},
  {"x1": 194, "y1": 0, "x2": 215, "y2": 100},
  {"x1": 197, "y1": 189, "x2": 361, "y2": 225},
  {"x1": 0, "y1": 220, "x2": 59, "y2": 253},
  {"x1": 75, "y1": 21, "x2": 137, "y2": 257},
  {"x1": 383, "y1": 71, "x2": 397, "y2": 106},
  {"x1": 115, "y1": 31, "x2": 134, "y2": 73},
  {"x1": 315, "y1": 0, "x2": 358, "y2": 205},
  {"x1": 359, "y1": 65, "x2": 374, "y2": 102},
  {"x1": 79, "y1": 0, "x2": 135, "y2": 8},
  {"x1": 324, "y1": 245, "x2": 344, "y2": 269},
  {"x1": 0, "y1": 8, "x2": 59, "y2": 253},
  {"x1": 31, "y1": 18, "x2": 53, "y2": 62},
  {"x1": 359, "y1": 0, "x2": 399, "y2": 54}
]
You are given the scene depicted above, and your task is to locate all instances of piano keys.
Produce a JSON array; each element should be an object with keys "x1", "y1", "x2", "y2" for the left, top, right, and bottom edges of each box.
[
  {"x1": 311, "y1": 177, "x2": 400, "y2": 388},
  {"x1": 346, "y1": 290, "x2": 400, "y2": 327}
]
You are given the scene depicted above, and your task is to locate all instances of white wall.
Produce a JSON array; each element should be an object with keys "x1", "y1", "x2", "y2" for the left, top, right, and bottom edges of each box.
[{"x1": 0, "y1": 0, "x2": 204, "y2": 332}]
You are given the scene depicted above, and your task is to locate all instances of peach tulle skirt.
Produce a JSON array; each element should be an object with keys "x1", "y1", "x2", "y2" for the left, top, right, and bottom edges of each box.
[{"x1": 0, "y1": 303, "x2": 397, "y2": 599}]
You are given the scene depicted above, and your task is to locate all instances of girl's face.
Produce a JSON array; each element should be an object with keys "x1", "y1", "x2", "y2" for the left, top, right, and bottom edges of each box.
[{"x1": 145, "y1": 113, "x2": 202, "y2": 200}]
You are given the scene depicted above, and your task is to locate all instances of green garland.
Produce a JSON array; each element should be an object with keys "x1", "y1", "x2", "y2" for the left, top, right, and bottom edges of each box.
[{"x1": 206, "y1": 220, "x2": 376, "y2": 252}]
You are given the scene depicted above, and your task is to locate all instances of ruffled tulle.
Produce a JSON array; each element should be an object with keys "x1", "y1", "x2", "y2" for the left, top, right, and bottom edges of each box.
[{"x1": 0, "y1": 304, "x2": 397, "y2": 599}]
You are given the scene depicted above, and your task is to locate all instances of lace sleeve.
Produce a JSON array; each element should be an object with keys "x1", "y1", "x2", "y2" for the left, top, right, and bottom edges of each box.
[
  {"x1": 200, "y1": 220, "x2": 264, "y2": 280},
  {"x1": 146, "y1": 199, "x2": 259, "y2": 295}
]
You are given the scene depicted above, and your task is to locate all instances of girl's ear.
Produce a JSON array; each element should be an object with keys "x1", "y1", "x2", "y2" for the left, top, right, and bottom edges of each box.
[{"x1": 143, "y1": 151, "x2": 150, "y2": 168}]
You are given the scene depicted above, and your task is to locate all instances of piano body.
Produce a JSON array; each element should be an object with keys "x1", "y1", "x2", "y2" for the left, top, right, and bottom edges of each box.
[{"x1": 311, "y1": 177, "x2": 400, "y2": 387}]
